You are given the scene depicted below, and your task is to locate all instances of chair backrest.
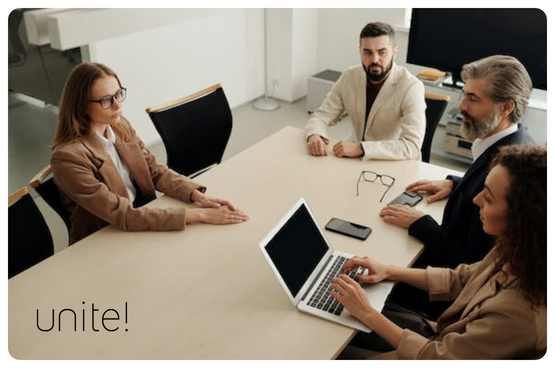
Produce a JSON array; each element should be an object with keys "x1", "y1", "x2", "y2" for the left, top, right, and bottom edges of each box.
[
  {"x1": 146, "y1": 84, "x2": 233, "y2": 178},
  {"x1": 30, "y1": 165, "x2": 72, "y2": 233},
  {"x1": 422, "y1": 92, "x2": 450, "y2": 163},
  {"x1": 8, "y1": 187, "x2": 54, "y2": 278}
]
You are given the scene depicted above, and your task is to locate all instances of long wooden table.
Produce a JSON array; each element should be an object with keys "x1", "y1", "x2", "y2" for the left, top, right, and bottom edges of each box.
[{"x1": 9, "y1": 126, "x2": 462, "y2": 359}]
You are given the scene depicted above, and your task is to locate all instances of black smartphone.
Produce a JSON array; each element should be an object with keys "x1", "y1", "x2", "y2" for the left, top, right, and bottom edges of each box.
[
  {"x1": 387, "y1": 190, "x2": 423, "y2": 207},
  {"x1": 325, "y1": 218, "x2": 372, "y2": 240}
]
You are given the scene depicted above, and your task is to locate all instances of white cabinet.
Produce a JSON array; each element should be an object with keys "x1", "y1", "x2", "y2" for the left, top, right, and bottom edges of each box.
[{"x1": 306, "y1": 70, "x2": 341, "y2": 114}]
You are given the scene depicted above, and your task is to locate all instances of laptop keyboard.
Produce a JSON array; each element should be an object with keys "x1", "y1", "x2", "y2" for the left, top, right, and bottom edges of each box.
[{"x1": 307, "y1": 256, "x2": 349, "y2": 316}]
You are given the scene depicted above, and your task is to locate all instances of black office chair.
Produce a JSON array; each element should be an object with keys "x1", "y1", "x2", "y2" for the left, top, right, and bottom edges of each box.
[
  {"x1": 30, "y1": 165, "x2": 72, "y2": 234},
  {"x1": 8, "y1": 187, "x2": 54, "y2": 278},
  {"x1": 146, "y1": 83, "x2": 233, "y2": 178},
  {"x1": 422, "y1": 93, "x2": 450, "y2": 163}
]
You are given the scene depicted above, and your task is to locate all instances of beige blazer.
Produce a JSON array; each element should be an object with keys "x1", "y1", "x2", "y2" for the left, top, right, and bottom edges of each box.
[
  {"x1": 305, "y1": 63, "x2": 426, "y2": 160},
  {"x1": 51, "y1": 118, "x2": 205, "y2": 245},
  {"x1": 377, "y1": 249, "x2": 546, "y2": 359}
]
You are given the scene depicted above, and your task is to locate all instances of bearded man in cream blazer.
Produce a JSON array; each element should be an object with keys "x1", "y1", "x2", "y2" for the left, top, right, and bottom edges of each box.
[{"x1": 306, "y1": 22, "x2": 426, "y2": 161}]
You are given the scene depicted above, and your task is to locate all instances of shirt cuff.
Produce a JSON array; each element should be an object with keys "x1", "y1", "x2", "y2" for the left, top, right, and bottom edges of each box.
[
  {"x1": 426, "y1": 266, "x2": 453, "y2": 301},
  {"x1": 187, "y1": 186, "x2": 206, "y2": 203},
  {"x1": 396, "y1": 329, "x2": 431, "y2": 359},
  {"x1": 408, "y1": 214, "x2": 438, "y2": 238}
]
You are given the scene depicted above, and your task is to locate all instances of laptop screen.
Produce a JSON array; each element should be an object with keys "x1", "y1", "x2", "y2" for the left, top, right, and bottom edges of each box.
[{"x1": 264, "y1": 203, "x2": 329, "y2": 298}]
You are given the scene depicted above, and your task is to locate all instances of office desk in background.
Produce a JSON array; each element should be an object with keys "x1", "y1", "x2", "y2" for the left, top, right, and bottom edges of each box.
[{"x1": 9, "y1": 127, "x2": 463, "y2": 359}]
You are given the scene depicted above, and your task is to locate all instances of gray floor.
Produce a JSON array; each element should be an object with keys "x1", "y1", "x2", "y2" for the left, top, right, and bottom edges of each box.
[{"x1": 9, "y1": 91, "x2": 469, "y2": 253}]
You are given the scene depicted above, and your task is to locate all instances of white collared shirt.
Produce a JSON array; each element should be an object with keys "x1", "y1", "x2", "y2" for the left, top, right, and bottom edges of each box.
[
  {"x1": 95, "y1": 125, "x2": 137, "y2": 203},
  {"x1": 471, "y1": 124, "x2": 519, "y2": 161}
]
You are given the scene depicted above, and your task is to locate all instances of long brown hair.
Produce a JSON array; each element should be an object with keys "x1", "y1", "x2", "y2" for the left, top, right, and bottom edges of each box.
[
  {"x1": 492, "y1": 144, "x2": 547, "y2": 305},
  {"x1": 52, "y1": 62, "x2": 130, "y2": 150}
]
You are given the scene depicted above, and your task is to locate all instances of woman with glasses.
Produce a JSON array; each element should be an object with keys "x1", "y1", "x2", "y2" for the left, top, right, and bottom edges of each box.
[
  {"x1": 331, "y1": 144, "x2": 546, "y2": 359},
  {"x1": 51, "y1": 62, "x2": 248, "y2": 245}
]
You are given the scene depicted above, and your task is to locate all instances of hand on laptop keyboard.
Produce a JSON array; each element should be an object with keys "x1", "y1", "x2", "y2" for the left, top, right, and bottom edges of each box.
[
  {"x1": 347, "y1": 266, "x2": 369, "y2": 284},
  {"x1": 342, "y1": 256, "x2": 389, "y2": 285}
]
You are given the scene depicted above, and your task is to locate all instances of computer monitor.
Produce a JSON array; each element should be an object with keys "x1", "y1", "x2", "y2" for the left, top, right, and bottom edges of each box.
[{"x1": 407, "y1": 8, "x2": 547, "y2": 90}]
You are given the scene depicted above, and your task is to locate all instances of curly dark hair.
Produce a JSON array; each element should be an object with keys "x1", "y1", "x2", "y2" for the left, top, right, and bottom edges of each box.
[{"x1": 491, "y1": 144, "x2": 547, "y2": 305}]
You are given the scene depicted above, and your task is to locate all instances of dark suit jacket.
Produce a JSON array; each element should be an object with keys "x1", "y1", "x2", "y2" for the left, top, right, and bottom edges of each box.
[{"x1": 408, "y1": 124, "x2": 532, "y2": 268}]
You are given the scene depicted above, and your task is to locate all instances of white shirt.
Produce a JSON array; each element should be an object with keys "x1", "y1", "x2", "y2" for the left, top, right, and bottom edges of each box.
[
  {"x1": 471, "y1": 124, "x2": 518, "y2": 161},
  {"x1": 95, "y1": 125, "x2": 137, "y2": 203}
]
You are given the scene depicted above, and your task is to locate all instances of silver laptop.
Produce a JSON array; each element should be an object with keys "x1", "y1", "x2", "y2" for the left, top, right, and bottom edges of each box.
[{"x1": 259, "y1": 198, "x2": 393, "y2": 332}]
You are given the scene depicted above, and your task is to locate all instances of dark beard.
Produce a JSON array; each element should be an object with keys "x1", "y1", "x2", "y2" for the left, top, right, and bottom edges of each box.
[{"x1": 363, "y1": 59, "x2": 393, "y2": 83}]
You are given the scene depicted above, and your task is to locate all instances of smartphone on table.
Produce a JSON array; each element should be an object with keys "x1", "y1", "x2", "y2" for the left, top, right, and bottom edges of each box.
[
  {"x1": 387, "y1": 190, "x2": 423, "y2": 207},
  {"x1": 325, "y1": 218, "x2": 372, "y2": 241}
]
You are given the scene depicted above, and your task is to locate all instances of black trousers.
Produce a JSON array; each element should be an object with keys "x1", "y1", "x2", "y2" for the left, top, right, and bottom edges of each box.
[
  {"x1": 348, "y1": 302, "x2": 436, "y2": 353},
  {"x1": 387, "y1": 282, "x2": 452, "y2": 321}
]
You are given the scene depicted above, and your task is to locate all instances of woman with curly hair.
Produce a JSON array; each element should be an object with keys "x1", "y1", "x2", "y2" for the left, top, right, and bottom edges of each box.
[{"x1": 332, "y1": 144, "x2": 546, "y2": 359}]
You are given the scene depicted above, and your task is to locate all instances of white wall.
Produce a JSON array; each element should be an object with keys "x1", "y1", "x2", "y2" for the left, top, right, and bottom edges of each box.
[
  {"x1": 72, "y1": 7, "x2": 544, "y2": 148},
  {"x1": 88, "y1": 9, "x2": 265, "y2": 146},
  {"x1": 266, "y1": 9, "x2": 293, "y2": 101},
  {"x1": 82, "y1": 8, "x2": 410, "y2": 146},
  {"x1": 315, "y1": 8, "x2": 408, "y2": 72},
  {"x1": 291, "y1": 9, "x2": 318, "y2": 101},
  {"x1": 266, "y1": 8, "x2": 412, "y2": 102},
  {"x1": 266, "y1": 9, "x2": 318, "y2": 102}
]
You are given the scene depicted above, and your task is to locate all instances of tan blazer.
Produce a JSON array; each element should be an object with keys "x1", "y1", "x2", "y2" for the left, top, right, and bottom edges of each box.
[
  {"x1": 305, "y1": 63, "x2": 426, "y2": 160},
  {"x1": 376, "y1": 249, "x2": 546, "y2": 359},
  {"x1": 51, "y1": 118, "x2": 205, "y2": 245}
]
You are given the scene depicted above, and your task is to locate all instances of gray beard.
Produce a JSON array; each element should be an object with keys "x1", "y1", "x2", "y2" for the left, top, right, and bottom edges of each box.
[{"x1": 460, "y1": 110, "x2": 498, "y2": 141}]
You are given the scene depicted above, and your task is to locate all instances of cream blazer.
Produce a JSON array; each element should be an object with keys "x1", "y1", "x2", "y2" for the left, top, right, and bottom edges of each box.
[
  {"x1": 377, "y1": 249, "x2": 546, "y2": 359},
  {"x1": 305, "y1": 63, "x2": 426, "y2": 160},
  {"x1": 51, "y1": 118, "x2": 205, "y2": 244}
]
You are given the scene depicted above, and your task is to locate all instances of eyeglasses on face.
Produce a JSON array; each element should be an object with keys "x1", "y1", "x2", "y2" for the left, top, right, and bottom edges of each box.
[
  {"x1": 90, "y1": 88, "x2": 127, "y2": 109},
  {"x1": 356, "y1": 170, "x2": 395, "y2": 203}
]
